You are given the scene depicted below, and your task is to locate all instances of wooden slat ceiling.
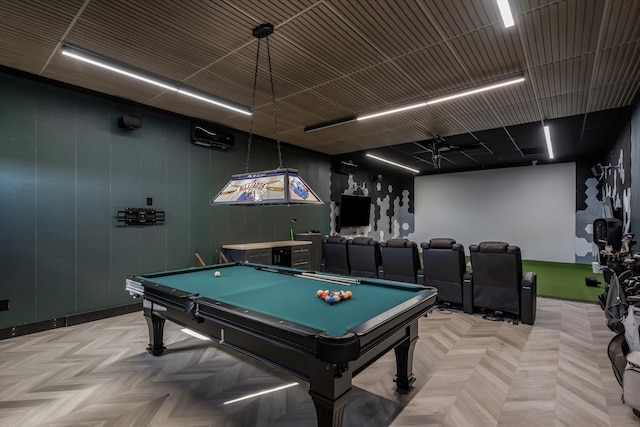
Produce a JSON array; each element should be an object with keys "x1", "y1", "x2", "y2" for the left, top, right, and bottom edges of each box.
[{"x1": 1, "y1": 0, "x2": 639, "y2": 174}]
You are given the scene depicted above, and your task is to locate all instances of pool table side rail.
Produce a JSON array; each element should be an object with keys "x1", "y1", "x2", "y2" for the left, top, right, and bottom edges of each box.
[{"x1": 138, "y1": 262, "x2": 241, "y2": 278}]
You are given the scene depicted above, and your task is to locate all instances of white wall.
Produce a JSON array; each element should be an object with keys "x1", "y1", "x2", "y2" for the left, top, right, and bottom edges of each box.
[{"x1": 414, "y1": 163, "x2": 576, "y2": 262}]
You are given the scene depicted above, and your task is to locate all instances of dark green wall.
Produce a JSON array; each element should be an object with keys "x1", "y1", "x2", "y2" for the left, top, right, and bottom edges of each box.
[{"x1": 0, "y1": 71, "x2": 331, "y2": 329}]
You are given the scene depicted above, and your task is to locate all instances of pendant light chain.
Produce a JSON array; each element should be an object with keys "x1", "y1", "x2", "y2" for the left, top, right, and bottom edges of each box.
[
  {"x1": 245, "y1": 37, "x2": 262, "y2": 173},
  {"x1": 210, "y1": 23, "x2": 323, "y2": 207},
  {"x1": 265, "y1": 36, "x2": 283, "y2": 170}
]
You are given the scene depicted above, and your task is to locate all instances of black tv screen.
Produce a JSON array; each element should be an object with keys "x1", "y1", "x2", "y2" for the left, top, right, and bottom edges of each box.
[{"x1": 339, "y1": 195, "x2": 371, "y2": 228}]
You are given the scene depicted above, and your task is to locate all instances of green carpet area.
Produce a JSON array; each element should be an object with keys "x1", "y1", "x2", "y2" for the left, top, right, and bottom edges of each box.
[{"x1": 521, "y1": 260, "x2": 603, "y2": 303}]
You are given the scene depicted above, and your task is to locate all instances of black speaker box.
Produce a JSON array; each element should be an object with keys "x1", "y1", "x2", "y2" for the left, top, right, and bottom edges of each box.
[
  {"x1": 118, "y1": 115, "x2": 142, "y2": 130},
  {"x1": 585, "y1": 277, "x2": 601, "y2": 287},
  {"x1": 520, "y1": 275, "x2": 537, "y2": 325}
]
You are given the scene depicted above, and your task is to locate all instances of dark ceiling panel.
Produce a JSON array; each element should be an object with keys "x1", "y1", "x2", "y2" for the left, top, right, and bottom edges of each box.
[
  {"x1": 391, "y1": 43, "x2": 474, "y2": 96},
  {"x1": 423, "y1": 0, "x2": 501, "y2": 40},
  {"x1": 599, "y1": 0, "x2": 640, "y2": 48},
  {"x1": 282, "y1": 4, "x2": 387, "y2": 75},
  {"x1": 518, "y1": 0, "x2": 603, "y2": 68},
  {"x1": 328, "y1": 0, "x2": 443, "y2": 57},
  {"x1": 348, "y1": 62, "x2": 424, "y2": 106},
  {"x1": 448, "y1": 24, "x2": 525, "y2": 81}
]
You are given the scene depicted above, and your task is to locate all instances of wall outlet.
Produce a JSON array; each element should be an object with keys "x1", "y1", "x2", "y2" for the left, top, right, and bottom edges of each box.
[{"x1": 0, "y1": 300, "x2": 9, "y2": 311}]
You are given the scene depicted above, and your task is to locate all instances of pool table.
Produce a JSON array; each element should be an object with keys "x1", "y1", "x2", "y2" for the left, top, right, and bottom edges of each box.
[{"x1": 125, "y1": 262, "x2": 437, "y2": 427}]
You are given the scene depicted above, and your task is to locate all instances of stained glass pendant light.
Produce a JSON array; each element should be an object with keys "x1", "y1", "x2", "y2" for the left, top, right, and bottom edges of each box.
[{"x1": 210, "y1": 23, "x2": 323, "y2": 206}]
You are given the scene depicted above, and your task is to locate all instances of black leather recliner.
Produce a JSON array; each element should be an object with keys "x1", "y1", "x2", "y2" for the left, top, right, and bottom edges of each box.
[
  {"x1": 463, "y1": 241, "x2": 537, "y2": 325},
  {"x1": 322, "y1": 235, "x2": 350, "y2": 275},
  {"x1": 380, "y1": 238, "x2": 421, "y2": 283},
  {"x1": 347, "y1": 236, "x2": 381, "y2": 278},
  {"x1": 421, "y1": 238, "x2": 466, "y2": 305}
]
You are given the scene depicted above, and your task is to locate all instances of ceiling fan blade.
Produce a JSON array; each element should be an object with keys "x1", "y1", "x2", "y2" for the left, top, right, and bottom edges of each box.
[{"x1": 441, "y1": 142, "x2": 484, "y2": 153}]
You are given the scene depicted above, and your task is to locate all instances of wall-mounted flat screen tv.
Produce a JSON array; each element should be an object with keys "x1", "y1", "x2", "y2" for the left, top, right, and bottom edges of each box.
[{"x1": 339, "y1": 195, "x2": 372, "y2": 228}]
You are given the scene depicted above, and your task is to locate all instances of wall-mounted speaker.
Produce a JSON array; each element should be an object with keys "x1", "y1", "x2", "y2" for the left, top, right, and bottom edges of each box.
[{"x1": 118, "y1": 115, "x2": 142, "y2": 130}]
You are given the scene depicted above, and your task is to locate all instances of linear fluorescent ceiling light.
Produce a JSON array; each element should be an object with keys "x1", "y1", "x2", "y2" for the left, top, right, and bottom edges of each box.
[
  {"x1": 176, "y1": 89, "x2": 250, "y2": 114},
  {"x1": 543, "y1": 125, "x2": 554, "y2": 159},
  {"x1": 61, "y1": 44, "x2": 251, "y2": 115},
  {"x1": 358, "y1": 102, "x2": 427, "y2": 121},
  {"x1": 497, "y1": 0, "x2": 515, "y2": 28},
  {"x1": 304, "y1": 75, "x2": 525, "y2": 132},
  {"x1": 366, "y1": 153, "x2": 420, "y2": 174},
  {"x1": 425, "y1": 76, "x2": 525, "y2": 105}
]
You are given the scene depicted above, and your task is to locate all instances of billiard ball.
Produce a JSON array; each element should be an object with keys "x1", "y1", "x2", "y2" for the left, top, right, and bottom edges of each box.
[{"x1": 214, "y1": 271, "x2": 221, "y2": 277}]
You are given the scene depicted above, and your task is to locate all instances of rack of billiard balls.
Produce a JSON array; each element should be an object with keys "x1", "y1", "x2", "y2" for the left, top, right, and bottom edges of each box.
[{"x1": 317, "y1": 289, "x2": 352, "y2": 305}]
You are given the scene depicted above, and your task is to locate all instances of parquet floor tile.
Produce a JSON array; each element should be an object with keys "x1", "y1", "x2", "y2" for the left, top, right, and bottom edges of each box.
[{"x1": 1, "y1": 298, "x2": 638, "y2": 426}]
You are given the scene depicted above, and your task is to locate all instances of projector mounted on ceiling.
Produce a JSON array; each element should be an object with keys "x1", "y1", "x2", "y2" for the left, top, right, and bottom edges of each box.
[{"x1": 424, "y1": 135, "x2": 483, "y2": 169}]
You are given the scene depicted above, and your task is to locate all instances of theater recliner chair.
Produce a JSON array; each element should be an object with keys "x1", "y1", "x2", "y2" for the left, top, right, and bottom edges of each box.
[
  {"x1": 421, "y1": 238, "x2": 466, "y2": 305},
  {"x1": 380, "y1": 238, "x2": 420, "y2": 283},
  {"x1": 464, "y1": 241, "x2": 537, "y2": 325},
  {"x1": 347, "y1": 236, "x2": 381, "y2": 278},
  {"x1": 321, "y1": 235, "x2": 350, "y2": 275}
]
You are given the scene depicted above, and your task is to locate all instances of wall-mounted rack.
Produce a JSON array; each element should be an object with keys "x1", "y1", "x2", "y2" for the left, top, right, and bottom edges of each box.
[{"x1": 117, "y1": 208, "x2": 165, "y2": 226}]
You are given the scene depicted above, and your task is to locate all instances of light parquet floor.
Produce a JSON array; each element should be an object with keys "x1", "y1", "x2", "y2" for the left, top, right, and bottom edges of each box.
[{"x1": 1, "y1": 298, "x2": 638, "y2": 426}]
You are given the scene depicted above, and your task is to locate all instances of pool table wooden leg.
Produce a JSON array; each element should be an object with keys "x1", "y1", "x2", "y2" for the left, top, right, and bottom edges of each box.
[
  {"x1": 393, "y1": 321, "x2": 418, "y2": 392},
  {"x1": 144, "y1": 306, "x2": 166, "y2": 356},
  {"x1": 308, "y1": 360, "x2": 352, "y2": 427}
]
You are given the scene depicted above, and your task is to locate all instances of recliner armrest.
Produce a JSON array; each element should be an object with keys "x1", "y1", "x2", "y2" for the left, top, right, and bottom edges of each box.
[
  {"x1": 463, "y1": 270, "x2": 473, "y2": 313},
  {"x1": 522, "y1": 271, "x2": 536, "y2": 290},
  {"x1": 520, "y1": 272, "x2": 537, "y2": 325}
]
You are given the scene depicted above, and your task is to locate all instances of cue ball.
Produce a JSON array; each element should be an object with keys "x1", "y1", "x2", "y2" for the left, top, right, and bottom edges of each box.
[{"x1": 214, "y1": 271, "x2": 221, "y2": 277}]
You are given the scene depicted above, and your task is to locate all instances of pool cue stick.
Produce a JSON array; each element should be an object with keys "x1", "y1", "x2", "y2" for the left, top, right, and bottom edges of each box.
[
  {"x1": 254, "y1": 266, "x2": 348, "y2": 286},
  {"x1": 294, "y1": 274, "x2": 350, "y2": 286},
  {"x1": 298, "y1": 272, "x2": 359, "y2": 284},
  {"x1": 254, "y1": 265, "x2": 352, "y2": 286},
  {"x1": 255, "y1": 265, "x2": 294, "y2": 274},
  {"x1": 195, "y1": 253, "x2": 206, "y2": 267}
]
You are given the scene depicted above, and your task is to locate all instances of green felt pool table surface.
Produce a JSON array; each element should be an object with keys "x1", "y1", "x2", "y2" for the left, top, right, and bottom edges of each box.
[{"x1": 138, "y1": 263, "x2": 431, "y2": 337}]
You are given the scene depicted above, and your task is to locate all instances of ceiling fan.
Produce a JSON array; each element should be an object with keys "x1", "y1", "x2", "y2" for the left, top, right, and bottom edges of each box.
[{"x1": 422, "y1": 135, "x2": 483, "y2": 169}]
